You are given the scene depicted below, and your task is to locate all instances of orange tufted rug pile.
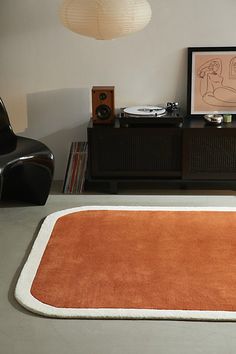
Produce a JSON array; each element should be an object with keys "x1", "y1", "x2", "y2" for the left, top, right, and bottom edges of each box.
[{"x1": 15, "y1": 206, "x2": 236, "y2": 320}]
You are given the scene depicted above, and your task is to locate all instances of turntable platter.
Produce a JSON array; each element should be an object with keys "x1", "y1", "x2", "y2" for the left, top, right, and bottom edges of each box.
[{"x1": 123, "y1": 106, "x2": 166, "y2": 117}]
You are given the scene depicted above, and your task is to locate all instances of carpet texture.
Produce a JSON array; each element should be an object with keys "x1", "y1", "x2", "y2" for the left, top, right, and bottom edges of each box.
[{"x1": 15, "y1": 206, "x2": 236, "y2": 320}]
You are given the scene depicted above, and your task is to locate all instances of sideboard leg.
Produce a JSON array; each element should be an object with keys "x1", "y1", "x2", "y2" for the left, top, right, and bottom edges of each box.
[{"x1": 109, "y1": 181, "x2": 118, "y2": 194}]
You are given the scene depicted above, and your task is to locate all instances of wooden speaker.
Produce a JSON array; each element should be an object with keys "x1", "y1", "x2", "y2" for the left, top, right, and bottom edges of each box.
[{"x1": 92, "y1": 86, "x2": 115, "y2": 124}]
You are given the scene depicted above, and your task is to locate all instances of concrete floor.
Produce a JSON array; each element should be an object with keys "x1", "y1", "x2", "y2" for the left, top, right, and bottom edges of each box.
[{"x1": 2, "y1": 187, "x2": 236, "y2": 354}]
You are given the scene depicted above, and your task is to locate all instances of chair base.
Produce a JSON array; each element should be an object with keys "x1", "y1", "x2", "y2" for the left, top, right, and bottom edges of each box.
[{"x1": 1, "y1": 163, "x2": 53, "y2": 205}]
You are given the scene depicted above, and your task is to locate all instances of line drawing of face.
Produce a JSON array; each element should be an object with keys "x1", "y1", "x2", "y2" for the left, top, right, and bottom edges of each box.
[{"x1": 209, "y1": 61, "x2": 220, "y2": 74}]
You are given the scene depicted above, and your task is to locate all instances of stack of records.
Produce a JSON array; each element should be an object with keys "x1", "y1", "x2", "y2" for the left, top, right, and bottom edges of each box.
[{"x1": 63, "y1": 141, "x2": 88, "y2": 194}]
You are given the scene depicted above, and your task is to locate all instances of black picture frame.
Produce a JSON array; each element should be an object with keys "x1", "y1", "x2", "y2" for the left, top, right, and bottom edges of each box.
[{"x1": 187, "y1": 46, "x2": 236, "y2": 118}]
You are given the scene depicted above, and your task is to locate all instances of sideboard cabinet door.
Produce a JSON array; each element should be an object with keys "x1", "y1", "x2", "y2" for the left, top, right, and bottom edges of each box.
[
  {"x1": 183, "y1": 128, "x2": 236, "y2": 180},
  {"x1": 88, "y1": 127, "x2": 182, "y2": 178}
]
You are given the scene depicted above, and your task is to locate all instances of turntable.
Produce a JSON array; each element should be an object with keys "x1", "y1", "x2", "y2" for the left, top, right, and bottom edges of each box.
[{"x1": 119, "y1": 104, "x2": 183, "y2": 127}]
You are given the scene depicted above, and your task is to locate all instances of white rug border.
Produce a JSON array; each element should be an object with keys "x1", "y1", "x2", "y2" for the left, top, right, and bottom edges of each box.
[{"x1": 15, "y1": 205, "x2": 236, "y2": 320}]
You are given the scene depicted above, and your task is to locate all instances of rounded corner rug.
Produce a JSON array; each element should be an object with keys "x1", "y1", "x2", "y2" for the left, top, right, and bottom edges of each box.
[{"x1": 15, "y1": 205, "x2": 236, "y2": 321}]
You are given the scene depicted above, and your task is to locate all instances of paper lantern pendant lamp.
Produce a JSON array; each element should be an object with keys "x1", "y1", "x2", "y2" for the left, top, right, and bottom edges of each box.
[{"x1": 59, "y1": 0, "x2": 152, "y2": 40}]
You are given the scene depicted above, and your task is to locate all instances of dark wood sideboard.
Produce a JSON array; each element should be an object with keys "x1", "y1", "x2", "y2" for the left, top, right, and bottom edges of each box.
[{"x1": 85, "y1": 118, "x2": 236, "y2": 193}]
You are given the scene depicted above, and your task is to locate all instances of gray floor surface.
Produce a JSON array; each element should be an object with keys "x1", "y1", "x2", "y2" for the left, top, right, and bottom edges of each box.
[{"x1": 1, "y1": 186, "x2": 236, "y2": 354}]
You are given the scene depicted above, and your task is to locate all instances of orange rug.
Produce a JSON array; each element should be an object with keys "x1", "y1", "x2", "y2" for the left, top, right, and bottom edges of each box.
[{"x1": 15, "y1": 206, "x2": 236, "y2": 320}]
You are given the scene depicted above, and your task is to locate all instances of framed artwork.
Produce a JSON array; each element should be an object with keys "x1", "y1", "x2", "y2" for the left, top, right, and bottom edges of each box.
[{"x1": 187, "y1": 47, "x2": 236, "y2": 117}]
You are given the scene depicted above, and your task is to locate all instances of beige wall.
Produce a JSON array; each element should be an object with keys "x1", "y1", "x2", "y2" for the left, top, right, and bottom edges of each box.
[{"x1": 1, "y1": 0, "x2": 236, "y2": 179}]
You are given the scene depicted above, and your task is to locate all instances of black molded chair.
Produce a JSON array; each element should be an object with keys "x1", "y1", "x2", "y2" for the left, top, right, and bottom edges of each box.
[{"x1": 0, "y1": 98, "x2": 54, "y2": 205}]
